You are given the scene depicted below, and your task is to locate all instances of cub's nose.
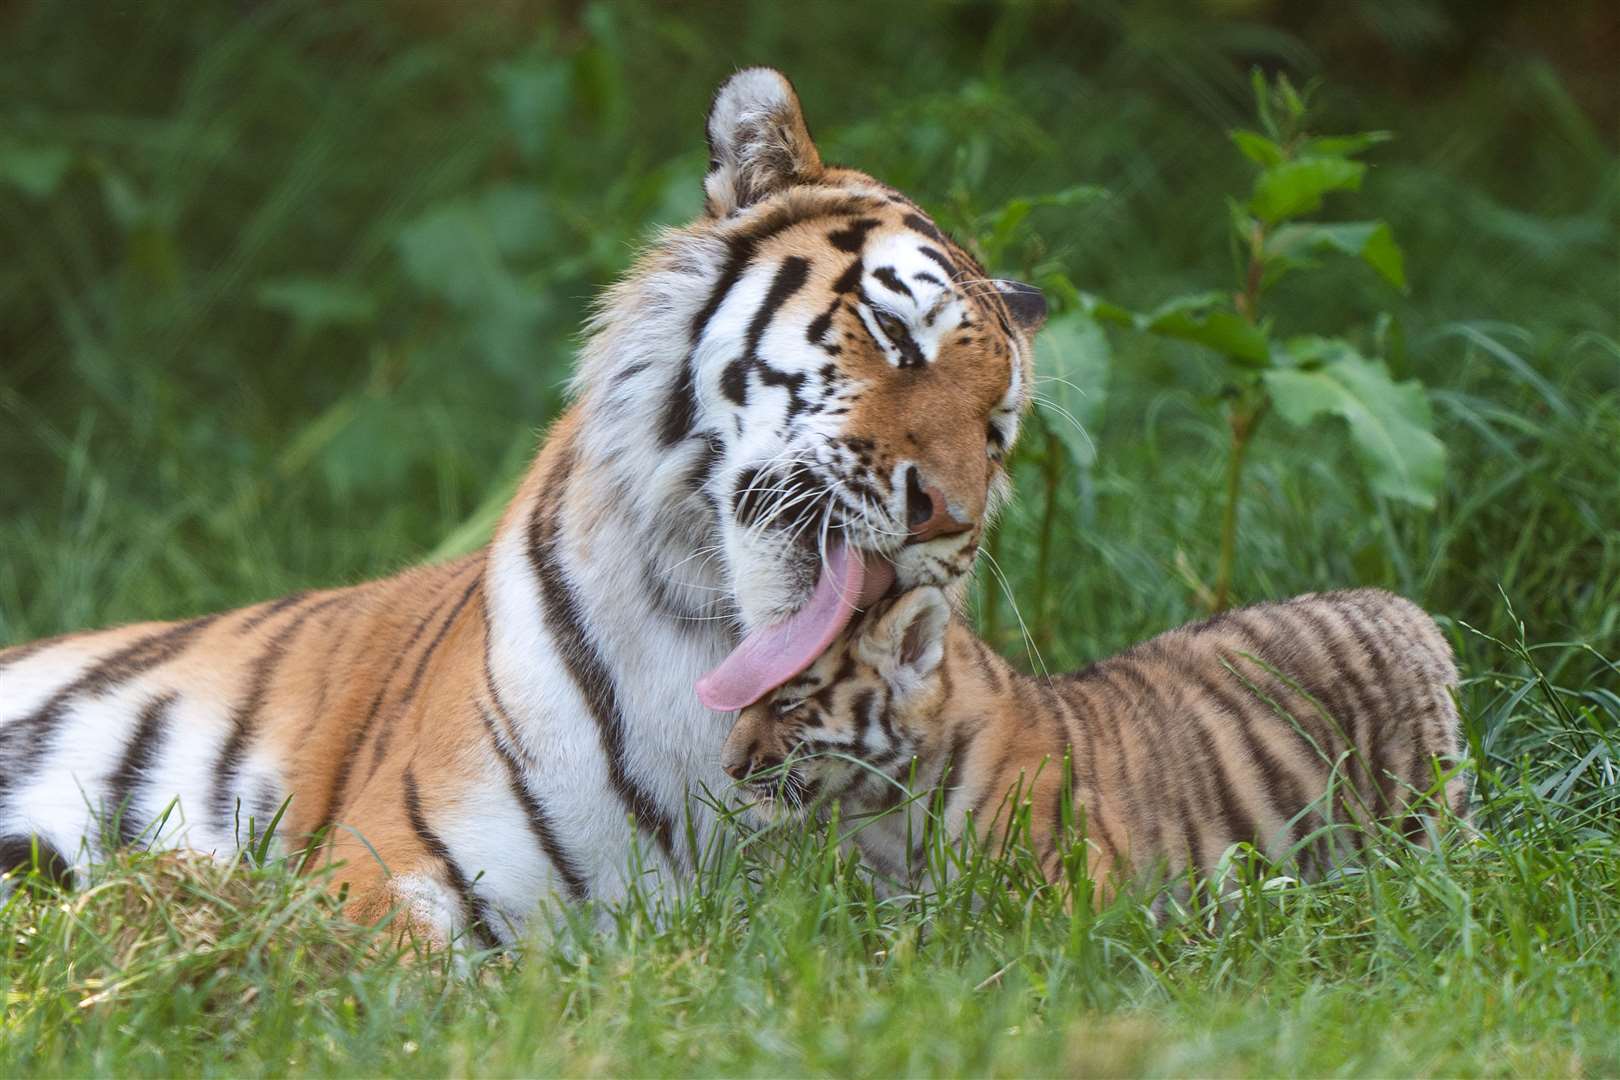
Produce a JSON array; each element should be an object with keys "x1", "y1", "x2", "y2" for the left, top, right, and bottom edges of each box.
[
  {"x1": 722, "y1": 741, "x2": 782, "y2": 781},
  {"x1": 905, "y1": 468, "x2": 973, "y2": 544}
]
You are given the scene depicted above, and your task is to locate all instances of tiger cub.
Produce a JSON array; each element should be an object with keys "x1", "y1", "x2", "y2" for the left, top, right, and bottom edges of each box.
[{"x1": 720, "y1": 587, "x2": 1468, "y2": 899}]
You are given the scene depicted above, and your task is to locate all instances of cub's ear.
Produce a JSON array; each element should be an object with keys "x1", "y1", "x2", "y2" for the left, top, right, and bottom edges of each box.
[
  {"x1": 854, "y1": 588, "x2": 951, "y2": 693},
  {"x1": 704, "y1": 67, "x2": 824, "y2": 217},
  {"x1": 994, "y1": 279, "x2": 1047, "y2": 333}
]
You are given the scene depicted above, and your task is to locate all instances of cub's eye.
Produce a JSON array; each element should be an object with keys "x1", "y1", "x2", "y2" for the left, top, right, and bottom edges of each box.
[
  {"x1": 986, "y1": 417, "x2": 1009, "y2": 460},
  {"x1": 873, "y1": 310, "x2": 908, "y2": 345}
]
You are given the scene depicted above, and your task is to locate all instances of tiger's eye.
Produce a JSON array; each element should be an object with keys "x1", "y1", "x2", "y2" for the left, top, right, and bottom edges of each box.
[{"x1": 875, "y1": 312, "x2": 907, "y2": 343}]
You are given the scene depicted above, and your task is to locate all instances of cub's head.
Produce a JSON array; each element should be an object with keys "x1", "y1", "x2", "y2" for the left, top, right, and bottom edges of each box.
[
  {"x1": 719, "y1": 587, "x2": 953, "y2": 819},
  {"x1": 585, "y1": 68, "x2": 1044, "y2": 711}
]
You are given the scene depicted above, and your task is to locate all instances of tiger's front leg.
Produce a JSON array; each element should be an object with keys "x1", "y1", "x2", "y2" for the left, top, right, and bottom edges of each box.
[{"x1": 321, "y1": 756, "x2": 503, "y2": 952}]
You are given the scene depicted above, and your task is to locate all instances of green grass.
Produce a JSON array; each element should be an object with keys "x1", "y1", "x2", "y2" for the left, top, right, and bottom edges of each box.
[{"x1": 3, "y1": 0, "x2": 1618, "y2": 1074}]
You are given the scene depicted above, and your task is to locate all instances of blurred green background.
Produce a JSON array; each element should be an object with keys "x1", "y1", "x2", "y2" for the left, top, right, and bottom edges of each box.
[
  {"x1": 3, "y1": 4, "x2": 1620, "y2": 1073},
  {"x1": 2, "y1": 0, "x2": 1615, "y2": 672}
]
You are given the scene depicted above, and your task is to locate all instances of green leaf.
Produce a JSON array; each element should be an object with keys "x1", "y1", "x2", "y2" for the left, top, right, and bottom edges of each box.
[
  {"x1": 1299, "y1": 131, "x2": 1393, "y2": 159},
  {"x1": 1263, "y1": 350, "x2": 1444, "y2": 507},
  {"x1": 1034, "y1": 311, "x2": 1110, "y2": 469},
  {"x1": 1274, "y1": 335, "x2": 1360, "y2": 369},
  {"x1": 255, "y1": 278, "x2": 379, "y2": 332},
  {"x1": 1139, "y1": 294, "x2": 1271, "y2": 367},
  {"x1": 1076, "y1": 292, "x2": 1135, "y2": 327},
  {"x1": 1276, "y1": 74, "x2": 1306, "y2": 123},
  {"x1": 1264, "y1": 221, "x2": 1407, "y2": 289},
  {"x1": 1250, "y1": 157, "x2": 1365, "y2": 223},
  {"x1": 1076, "y1": 292, "x2": 1270, "y2": 367},
  {"x1": 1250, "y1": 68, "x2": 1277, "y2": 139},
  {"x1": 0, "y1": 144, "x2": 72, "y2": 199},
  {"x1": 1229, "y1": 129, "x2": 1284, "y2": 168},
  {"x1": 977, "y1": 184, "x2": 1107, "y2": 259}
]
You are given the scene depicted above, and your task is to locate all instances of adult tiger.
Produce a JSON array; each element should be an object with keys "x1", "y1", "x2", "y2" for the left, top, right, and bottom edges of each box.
[{"x1": 0, "y1": 69, "x2": 1046, "y2": 945}]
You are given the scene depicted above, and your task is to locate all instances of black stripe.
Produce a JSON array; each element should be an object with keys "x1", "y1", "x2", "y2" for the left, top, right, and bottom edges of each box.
[
  {"x1": 939, "y1": 722, "x2": 977, "y2": 811},
  {"x1": 722, "y1": 255, "x2": 815, "y2": 420},
  {"x1": 1102, "y1": 661, "x2": 1182, "y2": 862},
  {"x1": 314, "y1": 577, "x2": 463, "y2": 831},
  {"x1": 871, "y1": 265, "x2": 914, "y2": 299},
  {"x1": 1329, "y1": 600, "x2": 1403, "y2": 816},
  {"x1": 828, "y1": 217, "x2": 880, "y2": 252},
  {"x1": 916, "y1": 245, "x2": 960, "y2": 280},
  {"x1": 476, "y1": 702, "x2": 591, "y2": 902},
  {"x1": 1113, "y1": 657, "x2": 1210, "y2": 872},
  {"x1": 212, "y1": 595, "x2": 346, "y2": 828},
  {"x1": 1231, "y1": 608, "x2": 1349, "y2": 774},
  {"x1": 527, "y1": 440, "x2": 680, "y2": 865},
  {"x1": 902, "y1": 213, "x2": 947, "y2": 247},
  {"x1": 480, "y1": 600, "x2": 527, "y2": 751},
  {"x1": 871, "y1": 685, "x2": 897, "y2": 748},
  {"x1": 289, "y1": 596, "x2": 363, "y2": 754},
  {"x1": 1188, "y1": 666, "x2": 1314, "y2": 859},
  {"x1": 1184, "y1": 706, "x2": 1261, "y2": 859},
  {"x1": 234, "y1": 591, "x2": 311, "y2": 636},
  {"x1": 0, "y1": 637, "x2": 57, "y2": 676},
  {"x1": 0, "y1": 614, "x2": 221, "y2": 806},
  {"x1": 660, "y1": 233, "x2": 760, "y2": 446},
  {"x1": 1068, "y1": 664, "x2": 1158, "y2": 860},
  {"x1": 0, "y1": 834, "x2": 70, "y2": 885},
  {"x1": 968, "y1": 636, "x2": 1006, "y2": 693},
  {"x1": 402, "y1": 768, "x2": 498, "y2": 950},
  {"x1": 1052, "y1": 681, "x2": 1126, "y2": 866},
  {"x1": 107, "y1": 693, "x2": 177, "y2": 848},
  {"x1": 831, "y1": 259, "x2": 863, "y2": 295},
  {"x1": 658, "y1": 201, "x2": 873, "y2": 447},
  {"x1": 1215, "y1": 611, "x2": 1344, "y2": 867},
  {"x1": 970, "y1": 741, "x2": 1017, "y2": 833},
  {"x1": 366, "y1": 576, "x2": 482, "y2": 773},
  {"x1": 1286, "y1": 605, "x2": 1384, "y2": 817},
  {"x1": 849, "y1": 689, "x2": 876, "y2": 756}
]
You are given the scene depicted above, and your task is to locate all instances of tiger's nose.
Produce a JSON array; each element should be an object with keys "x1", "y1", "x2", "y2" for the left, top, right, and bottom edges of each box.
[{"x1": 905, "y1": 469, "x2": 973, "y2": 543}]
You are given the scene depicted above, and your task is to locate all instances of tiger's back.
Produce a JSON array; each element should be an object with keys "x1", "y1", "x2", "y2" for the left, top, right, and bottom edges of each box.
[{"x1": 0, "y1": 554, "x2": 486, "y2": 886}]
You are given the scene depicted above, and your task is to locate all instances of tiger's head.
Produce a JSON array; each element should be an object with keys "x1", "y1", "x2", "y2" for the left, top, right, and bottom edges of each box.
[
  {"x1": 718, "y1": 587, "x2": 955, "y2": 820},
  {"x1": 580, "y1": 69, "x2": 1043, "y2": 711}
]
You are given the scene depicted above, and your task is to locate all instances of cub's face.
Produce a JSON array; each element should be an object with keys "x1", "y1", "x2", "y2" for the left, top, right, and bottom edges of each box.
[
  {"x1": 719, "y1": 588, "x2": 953, "y2": 818},
  {"x1": 655, "y1": 69, "x2": 1044, "y2": 710}
]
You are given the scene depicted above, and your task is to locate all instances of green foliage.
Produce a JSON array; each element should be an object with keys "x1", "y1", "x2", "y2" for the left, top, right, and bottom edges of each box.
[
  {"x1": 1078, "y1": 71, "x2": 1446, "y2": 610},
  {"x1": 1263, "y1": 343, "x2": 1445, "y2": 507}
]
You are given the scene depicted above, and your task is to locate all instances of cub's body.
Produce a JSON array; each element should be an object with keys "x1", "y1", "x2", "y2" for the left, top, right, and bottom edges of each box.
[{"x1": 725, "y1": 588, "x2": 1467, "y2": 896}]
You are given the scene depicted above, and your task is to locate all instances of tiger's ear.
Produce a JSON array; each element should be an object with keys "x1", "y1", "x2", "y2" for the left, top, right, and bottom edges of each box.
[
  {"x1": 704, "y1": 67, "x2": 824, "y2": 217},
  {"x1": 994, "y1": 280, "x2": 1047, "y2": 333},
  {"x1": 854, "y1": 588, "x2": 951, "y2": 695}
]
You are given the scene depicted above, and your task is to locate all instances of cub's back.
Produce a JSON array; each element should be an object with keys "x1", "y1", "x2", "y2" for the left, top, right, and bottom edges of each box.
[{"x1": 1063, "y1": 588, "x2": 1465, "y2": 878}]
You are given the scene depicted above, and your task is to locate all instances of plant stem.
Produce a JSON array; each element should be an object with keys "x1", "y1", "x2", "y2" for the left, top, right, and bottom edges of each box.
[
  {"x1": 1211, "y1": 217, "x2": 1271, "y2": 613},
  {"x1": 1212, "y1": 397, "x2": 1267, "y2": 612}
]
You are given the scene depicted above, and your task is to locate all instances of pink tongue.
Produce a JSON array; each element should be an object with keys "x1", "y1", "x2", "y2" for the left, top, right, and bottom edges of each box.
[{"x1": 696, "y1": 543, "x2": 895, "y2": 712}]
